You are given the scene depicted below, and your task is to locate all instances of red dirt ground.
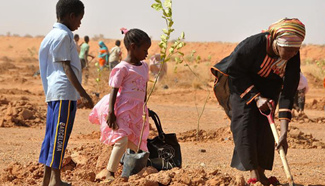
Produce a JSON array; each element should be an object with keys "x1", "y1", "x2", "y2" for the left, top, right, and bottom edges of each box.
[{"x1": 0, "y1": 36, "x2": 325, "y2": 186}]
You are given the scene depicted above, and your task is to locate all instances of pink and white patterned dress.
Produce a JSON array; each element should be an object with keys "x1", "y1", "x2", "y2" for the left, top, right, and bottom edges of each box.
[{"x1": 89, "y1": 61, "x2": 149, "y2": 151}]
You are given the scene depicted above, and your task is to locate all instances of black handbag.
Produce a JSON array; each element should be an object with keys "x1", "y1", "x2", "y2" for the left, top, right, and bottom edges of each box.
[{"x1": 147, "y1": 109, "x2": 182, "y2": 171}]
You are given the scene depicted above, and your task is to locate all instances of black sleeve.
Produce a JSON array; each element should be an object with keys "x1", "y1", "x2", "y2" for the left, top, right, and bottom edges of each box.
[
  {"x1": 278, "y1": 52, "x2": 301, "y2": 121},
  {"x1": 226, "y1": 37, "x2": 262, "y2": 105}
]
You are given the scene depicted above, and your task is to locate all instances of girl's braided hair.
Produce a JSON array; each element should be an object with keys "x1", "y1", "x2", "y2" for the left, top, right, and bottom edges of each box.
[{"x1": 123, "y1": 29, "x2": 151, "y2": 50}]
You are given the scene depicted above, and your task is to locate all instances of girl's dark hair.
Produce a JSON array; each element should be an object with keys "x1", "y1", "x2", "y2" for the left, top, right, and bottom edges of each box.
[
  {"x1": 123, "y1": 29, "x2": 151, "y2": 50},
  {"x1": 56, "y1": 0, "x2": 84, "y2": 20}
]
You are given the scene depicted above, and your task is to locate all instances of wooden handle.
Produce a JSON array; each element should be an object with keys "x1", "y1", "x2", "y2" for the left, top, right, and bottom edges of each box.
[{"x1": 269, "y1": 121, "x2": 294, "y2": 183}]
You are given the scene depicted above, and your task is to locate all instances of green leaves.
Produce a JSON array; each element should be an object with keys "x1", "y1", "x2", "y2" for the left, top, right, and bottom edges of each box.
[
  {"x1": 151, "y1": 0, "x2": 185, "y2": 72},
  {"x1": 163, "y1": 0, "x2": 172, "y2": 8},
  {"x1": 180, "y1": 32, "x2": 185, "y2": 39},
  {"x1": 151, "y1": 3, "x2": 163, "y2": 11}
]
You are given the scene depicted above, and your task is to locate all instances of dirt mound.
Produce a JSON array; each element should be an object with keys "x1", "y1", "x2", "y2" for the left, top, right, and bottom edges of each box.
[
  {"x1": 76, "y1": 123, "x2": 158, "y2": 141},
  {"x1": 288, "y1": 126, "x2": 325, "y2": 149},
  {"x1": 177, "y1": 126, "x2": 325, "y2": 149},
  {"x1": 0, "y1": 62, "x2": 16, "y2": 73},
  {"x1": 22, "y1": 65, "x2": 39, "y2": 76},
  {"x1": 0, "y1": 95, "x2": 46, "y2": 127},
  {"x1": 0, "y1": 88, "x2": 33, "y2": 95},
  {"x1": 110, "y1": 167, "x2": 246, "y2": 186},
  {"x1": 291, "y1": 112, "x2": 325, "y2": 123},
  {"x1": 0, "y1": 162, "x2": 43, "y2": 185},
  {"x1": 0, "y1": 146, "x2": 246, "y2": 186},
  {"x1": 76, "y1": 131, "x2": 101, "y2": 140},
  {"x1": 0, "y1": 140, "x2": 246, "y2": 186},
  {"x1": 305, "y1": 98, "x2": 325, "y2": 111},
  {"x1": 0, "y1": 142, "x2": 111, "y2": 185},
  {"x1": 177, "y1": 127, "x2": 232, "y2": 142}
]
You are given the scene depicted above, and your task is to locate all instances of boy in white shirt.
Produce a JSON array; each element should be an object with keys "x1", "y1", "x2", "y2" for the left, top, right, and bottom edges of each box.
[
  {"x1": 108, "y1": 40, "x2": 122, "y2": 69},
  {"x1": 38, "y1": 0, "x2": 93, "y2": 185}
]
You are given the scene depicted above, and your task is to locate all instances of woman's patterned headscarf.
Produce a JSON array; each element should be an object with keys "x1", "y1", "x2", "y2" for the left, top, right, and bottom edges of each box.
[{"x1": 267, "y1": 18, "x2": 306, "y2": 48}]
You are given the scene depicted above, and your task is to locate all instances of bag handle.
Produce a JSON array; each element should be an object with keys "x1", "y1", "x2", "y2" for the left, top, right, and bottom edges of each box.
[{"x1": 148, "y1": 109, "x2": 165, "y2": 140}]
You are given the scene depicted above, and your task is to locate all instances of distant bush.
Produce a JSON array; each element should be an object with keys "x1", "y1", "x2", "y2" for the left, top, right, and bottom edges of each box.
[{"x1": 24, "y1": 34, "x2": 33, "y2": 38}]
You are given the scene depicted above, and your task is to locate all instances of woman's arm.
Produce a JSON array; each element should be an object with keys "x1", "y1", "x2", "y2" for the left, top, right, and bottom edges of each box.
[{"x1": 277, "y1": 52, "x2": 301, "y2": 154}]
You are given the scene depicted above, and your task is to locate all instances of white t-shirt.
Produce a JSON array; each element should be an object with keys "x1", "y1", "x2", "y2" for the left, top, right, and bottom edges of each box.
[
  {"x1": 39, "y1": 23, "x2": 82, "y2": 102},
  {"x1": 298, "y1": 72, "x2": 309, "y2": 93},
  {"x1": 109, "y1": 46, "x2": 121, "y2": 62}
]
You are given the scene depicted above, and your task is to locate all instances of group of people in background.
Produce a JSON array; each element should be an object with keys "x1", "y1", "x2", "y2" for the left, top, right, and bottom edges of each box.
[{"x1": 73, "y1": 34, "x2": 122, "y2": 71}]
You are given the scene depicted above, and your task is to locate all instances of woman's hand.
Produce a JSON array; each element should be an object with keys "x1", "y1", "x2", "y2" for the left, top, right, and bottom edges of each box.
[
  {"x1": 255, "y1": 96, "x2": 270, "y2": 112},
  {"x1": 107, "y1": 111, "x2": 118, "y2": 130},
  {"x1": 276, "y1": 119, "x2": 289, "y2": 154}
]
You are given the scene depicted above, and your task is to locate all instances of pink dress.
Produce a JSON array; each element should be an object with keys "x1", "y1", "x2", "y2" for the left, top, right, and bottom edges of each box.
[{"x1": 89, "y1": 61, "x2": 149, "y2": 151}]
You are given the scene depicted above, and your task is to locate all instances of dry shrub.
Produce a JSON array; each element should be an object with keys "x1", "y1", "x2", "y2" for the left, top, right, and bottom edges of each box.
[
  {"x1": 152, "y1": 61, "x2": 213, "y2": 90},
  {"x1": 301, "y1": 63, "x2": 323, "y2": 88}
]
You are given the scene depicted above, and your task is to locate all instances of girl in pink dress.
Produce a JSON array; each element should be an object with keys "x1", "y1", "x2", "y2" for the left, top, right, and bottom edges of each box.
[{"x1": 89, "y1": 28, "x2": 151, "y2": 182}]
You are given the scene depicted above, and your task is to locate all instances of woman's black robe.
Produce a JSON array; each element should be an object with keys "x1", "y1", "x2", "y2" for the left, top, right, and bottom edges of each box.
[{"x1": 211, "y1": 32, "x2": 300, "y2": 171}]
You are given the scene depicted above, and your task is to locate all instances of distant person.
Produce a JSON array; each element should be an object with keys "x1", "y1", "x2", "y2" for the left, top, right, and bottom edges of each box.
[
  {"x1": 108, "y1": 40, "x2": 122, "y2": 70},
  {"x1": 293, "y1": 72, "x2": 309, "y2": 114},
  {"x1": 79, "y1": 35, "x2": 95, "y2": 70},
  {"x1": 74, "y1": 34, "x2": 81, "y2": 53},
  {"x1": 149, "y1": 53, "x2": 167, "y2": 82},
  {"x1": 89, "y1": 28, "x2": 151, "y2": 183},
  {"x1": 38, "y1": 0, "x2": 94, "y2": 186},
  {"x1": 211, "y1": 18, "x2": 305, "y2": 185},
  {"x1": 98, "y1": 41, "x2": 109, "y2": 69}
]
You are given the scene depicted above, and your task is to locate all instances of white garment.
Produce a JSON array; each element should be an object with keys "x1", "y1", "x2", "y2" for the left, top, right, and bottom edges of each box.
[
  {"x1": 298, "y1": 72, "x2": 309, "y2": 93},
  {"x1": 39, "y1": 23, "x2": 82, "y2": 102},
  {"x1": 109, "y1": 46, "x2": 121, "y2": 62}
]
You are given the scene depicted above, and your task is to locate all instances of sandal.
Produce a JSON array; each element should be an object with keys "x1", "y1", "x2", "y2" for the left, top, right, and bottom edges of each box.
[
  {"x1": 268, "y1": 176, "x2": 280, "y2": 185},
  {"x1": 247, "y1": 178, "x2": 258, "y2": 185}
]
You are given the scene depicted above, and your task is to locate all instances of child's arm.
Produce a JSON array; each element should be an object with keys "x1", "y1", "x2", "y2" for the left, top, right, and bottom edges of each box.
[
  {"x1": 85, "y1": 49, "x2": 95, "y2": 60},
  {"x1": 107, "y1": 87, "x2": 119, "y2": 130},
  {"x1": 62, "y1": 61, "x2": 94, "y2": 108}
]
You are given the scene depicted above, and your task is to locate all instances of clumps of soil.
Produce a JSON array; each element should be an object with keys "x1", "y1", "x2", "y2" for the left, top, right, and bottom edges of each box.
[
  {"x1": 76, "y1": 131, "x2": 101, "y2": 140},
  {"x1": 0, "y1": 144, "x2": 247, "y2": 186},
  {"x1": 77, "y1": 123, "x2": 158, "y2": 140},
  {"x1": 177, "y1": 126, "x2": 325, "y2": 149},
  {"x1": 0, "y1": 162, "x2": 43, "y2": 185},
  {"x1": 0, "y1": 95, "x2": 46, "y2": 127},
  {"x1": 110, "y1": 167, "x2": 245, "y2": 186},
  {"x1": 177, "y1": 127, "x2": 232, "y2": 142},
  {"x1": 0, "y1": 56, "x2": 13, "y2": 63},
  {"x1": 22, "y1": 65, "x2": 39, "y2": 76},
  {"x1": 288, "y1": 126, "x2": 325, "y2": 149},
  {"x1": 292, "y1": 112, "x2": 325, "y2": 123},
  {"x1": 0, "y1": 61, "x2": 16, "y2": 73},
  {"x1": 0, "y1": 142, "x2": 111, "y2": 185},
  {"x1": 0, "y1": 88, "x2": 33, "y2": 95},
  {"x1": 305, "y1": 98, "x2": 325, "y2": 111}
]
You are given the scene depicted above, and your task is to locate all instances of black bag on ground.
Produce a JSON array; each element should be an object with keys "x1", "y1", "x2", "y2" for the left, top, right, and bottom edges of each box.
[{"x1": 147, "y1": 109, "x2": 182, "y2": 170}]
